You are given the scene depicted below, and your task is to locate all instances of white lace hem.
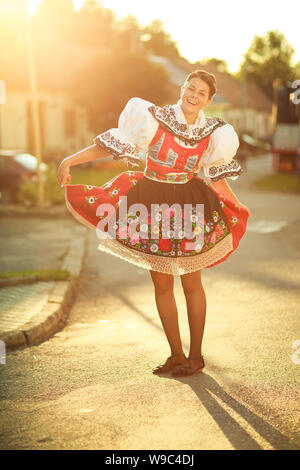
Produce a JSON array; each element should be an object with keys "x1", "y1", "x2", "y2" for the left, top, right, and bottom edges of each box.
[{"x1": 97, "y1": 234, "x2": 233, "y2": 275}]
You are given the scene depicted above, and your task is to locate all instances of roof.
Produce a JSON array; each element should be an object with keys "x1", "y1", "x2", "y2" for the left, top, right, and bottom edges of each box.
[
  {"x1": 0, "y1": 33, "x2": 271, "y2": 113},
  {"x1": 170, "y1": 57, "x2": 272, "y2": 112},
  {"x1": 150, "y1": 55, "x2": 230, "y2": 106}
]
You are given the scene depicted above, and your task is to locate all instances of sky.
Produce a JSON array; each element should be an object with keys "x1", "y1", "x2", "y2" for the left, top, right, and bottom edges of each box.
[{"x1": 73, "y1": 0, "x2": 300, "y2": 73}]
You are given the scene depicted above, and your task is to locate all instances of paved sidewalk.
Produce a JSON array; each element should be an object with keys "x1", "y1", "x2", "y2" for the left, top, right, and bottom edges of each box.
[{"x1": 0, "y1": 213, "x2": 88, "y2": 352}]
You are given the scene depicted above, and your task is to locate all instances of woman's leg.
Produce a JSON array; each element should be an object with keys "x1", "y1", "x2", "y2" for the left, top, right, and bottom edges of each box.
[
  {"x1": 149, "y1": 270, "x2": 184, "y2": 357},
  {"x1": 180, "y1": 270, "x2": 206, "y2": 363}
]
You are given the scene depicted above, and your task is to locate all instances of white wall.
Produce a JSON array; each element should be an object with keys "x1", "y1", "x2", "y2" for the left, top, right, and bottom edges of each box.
[
  {"x1": 0, "y1": 90, "x2": 93, "y2": 157},
  {"x1": 0, "y1": 92, "x2": 27, "y2": 149}
]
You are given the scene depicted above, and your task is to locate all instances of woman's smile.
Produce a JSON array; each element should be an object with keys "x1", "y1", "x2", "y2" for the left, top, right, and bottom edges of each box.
[{"x1": 181, "y1": 77, "x2": 212, "y2": 124}]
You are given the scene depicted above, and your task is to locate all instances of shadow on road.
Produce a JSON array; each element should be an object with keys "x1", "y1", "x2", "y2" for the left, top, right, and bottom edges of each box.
[{"x1": 170, "y1": 373, "x2": 298, "y2": 450}]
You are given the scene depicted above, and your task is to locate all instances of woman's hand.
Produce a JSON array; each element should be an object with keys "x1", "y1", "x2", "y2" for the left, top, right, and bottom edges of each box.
[{"x1": 57, "y1": 160, "x2": 71, "y2": 187}]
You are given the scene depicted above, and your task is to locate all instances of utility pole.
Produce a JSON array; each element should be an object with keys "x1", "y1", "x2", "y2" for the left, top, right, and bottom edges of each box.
[
  {"x1": 241, "y1": 67, "x2": 247, "y2": 134},
  {"x1": 26, "y1": 1, "x2": 44, "y2": 206}
]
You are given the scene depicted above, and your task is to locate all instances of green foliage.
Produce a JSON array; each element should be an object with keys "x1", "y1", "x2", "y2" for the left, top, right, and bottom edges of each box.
[
  {"x1": 44, "y1": 161, "x2": 66, "y2": 205},
  {"x1": 141, "y1": 19, "x2": 180, "y2": 59},
  {"x1": 35, "y1": 2, "x2": 177, "y2": 133},
  {"x1": 16, "y1": 177, "x2": 38, "y2": 205},
  {"x1": 70, "y1": 166, "x2": 132, "y2": 186},
  {"x1": 16, "y1": 161, "x2": 63, "y2": 206},
  {"x1": 253, "y1": 173, "x2": 300, "y2": 194},
  {"x1": 15, "y1": 162, "x2": 133, "y2": 206},
  {"x1": 0, "y1": 269, "x2": 70, "y2": 281},
  {"x1": 73, "y1": 51, "x2": 173, "y2": 133},
  {"x1": 205, "y1": 58, "x2": 229, "y2": 73},
  {"x1": 239, "y1": 30, "x2": 297, "y2": 98}
]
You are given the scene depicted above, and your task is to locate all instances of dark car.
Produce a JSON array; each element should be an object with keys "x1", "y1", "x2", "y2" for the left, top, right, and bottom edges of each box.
[{"x1": 0, "y1": 150, "x2": 47, "y2": 203}]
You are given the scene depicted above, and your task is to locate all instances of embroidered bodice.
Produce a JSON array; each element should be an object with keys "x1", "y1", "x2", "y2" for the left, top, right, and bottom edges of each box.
[
  {"x1": 143, "y1": 126, "x2": 211, "y2": 183},
  {"x1": 93, "y1": 97, "x2": 242, "y2": 182}
]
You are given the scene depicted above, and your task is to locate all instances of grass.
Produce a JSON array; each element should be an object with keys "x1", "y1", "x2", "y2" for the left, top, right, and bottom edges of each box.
[
  {"x1": 70, "y1": 167, "x2": 124, "y2": 186},
  {"x1": 49, "y1": 163, "x2": 145, "y2": 205},
  {"x1": 252, "y1": 173, "x2": 300, "y2": 194},
  {"x1": 57, "y1": 249, "x2": 68, "y2": 263},
  {"x1": 16, "y1": 160, "x2": 144, "y2": 206},
  {"x1": 70, "y1": 162, "x2": 145, "y2": 186},
  {"x1": 0, "y1": 269, "x2": 70, "y2": 281}
]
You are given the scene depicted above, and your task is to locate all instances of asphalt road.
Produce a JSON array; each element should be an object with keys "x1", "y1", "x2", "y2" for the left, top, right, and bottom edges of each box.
[{"x1": 0, "y1": 163, "x2": 299, "y2": 450}]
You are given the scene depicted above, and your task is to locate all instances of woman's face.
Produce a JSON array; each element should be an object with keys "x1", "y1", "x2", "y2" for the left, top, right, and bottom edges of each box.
[{"x1": 180, "y1": 77, "x2": 212, "y2": 123}]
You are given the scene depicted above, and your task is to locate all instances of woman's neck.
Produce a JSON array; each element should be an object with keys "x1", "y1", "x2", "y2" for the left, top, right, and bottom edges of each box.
[
  {"x1": 180, "y1": 106, "x2": 198, "y2": 125},
  {"x1": 185, "y1": 114, "x2": 197, "y2": 125}
]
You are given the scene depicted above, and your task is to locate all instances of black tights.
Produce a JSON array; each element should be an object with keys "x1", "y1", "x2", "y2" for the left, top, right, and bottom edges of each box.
[{"x1": 149, "y1": 270, "x2": 206, "y2": 358}]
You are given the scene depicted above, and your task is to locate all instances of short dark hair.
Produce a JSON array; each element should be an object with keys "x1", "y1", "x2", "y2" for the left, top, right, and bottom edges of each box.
[{"x1": 183, "y1": 70, "x2": 217, "y2": 99}]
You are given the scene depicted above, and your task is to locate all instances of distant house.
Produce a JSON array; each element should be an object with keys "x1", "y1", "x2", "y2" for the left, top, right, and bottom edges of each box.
[
  {"x1": 150, "y1": 56, "x2": 273, "y2": 141},
  {"x1": 0, "y1": 39, "x2": 96, "y2": 161},
  {"x1": 0, "y1": 35, "x2": 273, "y2": 164}
]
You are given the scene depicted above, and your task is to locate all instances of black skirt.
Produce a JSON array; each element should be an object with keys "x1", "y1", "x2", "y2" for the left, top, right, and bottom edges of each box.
[{"x1": 65, "y1": 171, "x2": 248, "y2": 275}]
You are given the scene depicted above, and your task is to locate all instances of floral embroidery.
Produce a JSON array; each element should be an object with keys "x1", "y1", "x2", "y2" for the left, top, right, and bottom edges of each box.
[
  {"x1": 111, "y1": 188, "x2": 120, "y2": 196},
  {"x1": 110, "y1": 204, "x2": 230, "y2": 257},
  {"x1": 148, "y1": 105, "x2": 227, "y2": 145},
  {"x1": 85, "y1": 195, "x2": 98, "y2": 206},
  {"x1": 144, "y1": 167, "x2": 193, "y2": 184},
  {"x1": 208, "y1": 159, "x2": 242, "y2": 181},
  {"x1": 150, "y1": 243, "x2": 159, "y2": 253},
  {"x1": 93, "y1": 132, "x2": 140, "y2": 168},
  {"x1": 230, "y1": 216, "x2": 239, "y2": 226}
]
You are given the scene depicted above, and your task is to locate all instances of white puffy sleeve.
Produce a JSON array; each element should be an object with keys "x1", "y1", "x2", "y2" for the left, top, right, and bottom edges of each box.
[
  {"x1": 201, "y1": 123, "x2": 242, "y2": 181},
  {"x1": 93, "y1": 97, "x2": 158, "y2": 168}
]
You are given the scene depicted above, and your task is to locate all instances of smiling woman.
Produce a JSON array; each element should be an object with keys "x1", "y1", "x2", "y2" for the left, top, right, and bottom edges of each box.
[
  {"x1": 57, "y1": 68, "x2": 251, "y2": 377},
  {"x1": 180, "y1": 70, "x2": 216, "y2": 124}
]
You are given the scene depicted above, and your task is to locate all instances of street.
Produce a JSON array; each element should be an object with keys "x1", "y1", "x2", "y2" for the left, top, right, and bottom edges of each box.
[{"x1": 0, "y1": 160, "x2": 299, "y2": 450}]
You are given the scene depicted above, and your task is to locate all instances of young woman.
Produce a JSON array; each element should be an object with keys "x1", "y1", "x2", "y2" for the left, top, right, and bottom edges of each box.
[{"x1": 57, "y1": 70, "x2": 251, "y2": 377}]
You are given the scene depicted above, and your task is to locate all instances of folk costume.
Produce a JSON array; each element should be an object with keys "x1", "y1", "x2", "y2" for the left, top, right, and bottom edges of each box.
[{"x1": 65, "y1": 98, "x2": 248, "y2": 275}]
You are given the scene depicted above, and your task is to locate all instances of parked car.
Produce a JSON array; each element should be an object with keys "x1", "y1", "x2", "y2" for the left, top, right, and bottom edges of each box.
[
  {"x1": 0, "y1": 150, "x2": 48, "y2": 203},
  {"x1": 272, "y1": 82, "x2": 300, "y2": 173}
]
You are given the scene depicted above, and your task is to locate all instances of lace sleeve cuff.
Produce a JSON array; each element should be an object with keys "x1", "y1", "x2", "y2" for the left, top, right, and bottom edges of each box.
[
  {"x1": 204, "y1": 158, "x2": 243, "y2": 182},
  {"x1": 93, "y1": 131, "x2": 140, "y2": 168}
]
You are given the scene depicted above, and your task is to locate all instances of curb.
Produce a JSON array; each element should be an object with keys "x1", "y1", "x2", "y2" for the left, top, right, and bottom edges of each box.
[
  {"x1": 0, "y1": 203, "x2": 69, "y2": 219},
  {"x1": 0, "y1": 227, "x2": 89, "y2": 352},
  {"x1": 0, "y1": 276, "x2": 69, "y2": 288}
]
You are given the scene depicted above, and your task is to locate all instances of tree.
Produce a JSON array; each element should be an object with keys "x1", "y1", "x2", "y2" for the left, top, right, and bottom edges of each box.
[
  {"x1": 73, "y1": 51, "x2": 173, "y2": 132},
  {"x1": 141, "y1": 19, "x2": 180, "y2": 58},
  {"x1": 239, "y1": 30, "x2": 297, "y2": 98},
  {"x1": 111, "y1": 15, "x2": 142, "y2": 53},
  {"x1": 204, "y1": 58, "x2": 229, "y2": 73}
]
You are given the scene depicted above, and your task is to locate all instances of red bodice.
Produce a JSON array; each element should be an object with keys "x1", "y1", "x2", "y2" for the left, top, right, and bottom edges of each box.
[{"x1": 143, "y1": 126, "x2": 211, "y2": 183}]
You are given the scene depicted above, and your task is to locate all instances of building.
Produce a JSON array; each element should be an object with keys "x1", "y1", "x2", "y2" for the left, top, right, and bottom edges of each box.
[
  {"x1": 0, "y1": 31, "x2": 273, "y2": 164},
  {"x1": 0, "y1": 37, "x2": 96, "y2": 161},
  {"x1": 150, "y1": 56, "x2": 273, "y2": 141}
]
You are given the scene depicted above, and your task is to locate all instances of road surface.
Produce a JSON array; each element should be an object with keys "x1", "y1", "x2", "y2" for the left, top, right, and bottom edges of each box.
[{"x1": 0, "y1": 157, "x2": 299, "y2": 450}]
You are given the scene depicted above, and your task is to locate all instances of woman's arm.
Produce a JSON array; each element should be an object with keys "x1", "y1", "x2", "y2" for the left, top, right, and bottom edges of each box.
[
  {"x1": 57, "y1": 144, "x2": 110, "y2": 186},
  {"x1": 210, "y1": 178, "x2": 251, "y2": 217}
]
